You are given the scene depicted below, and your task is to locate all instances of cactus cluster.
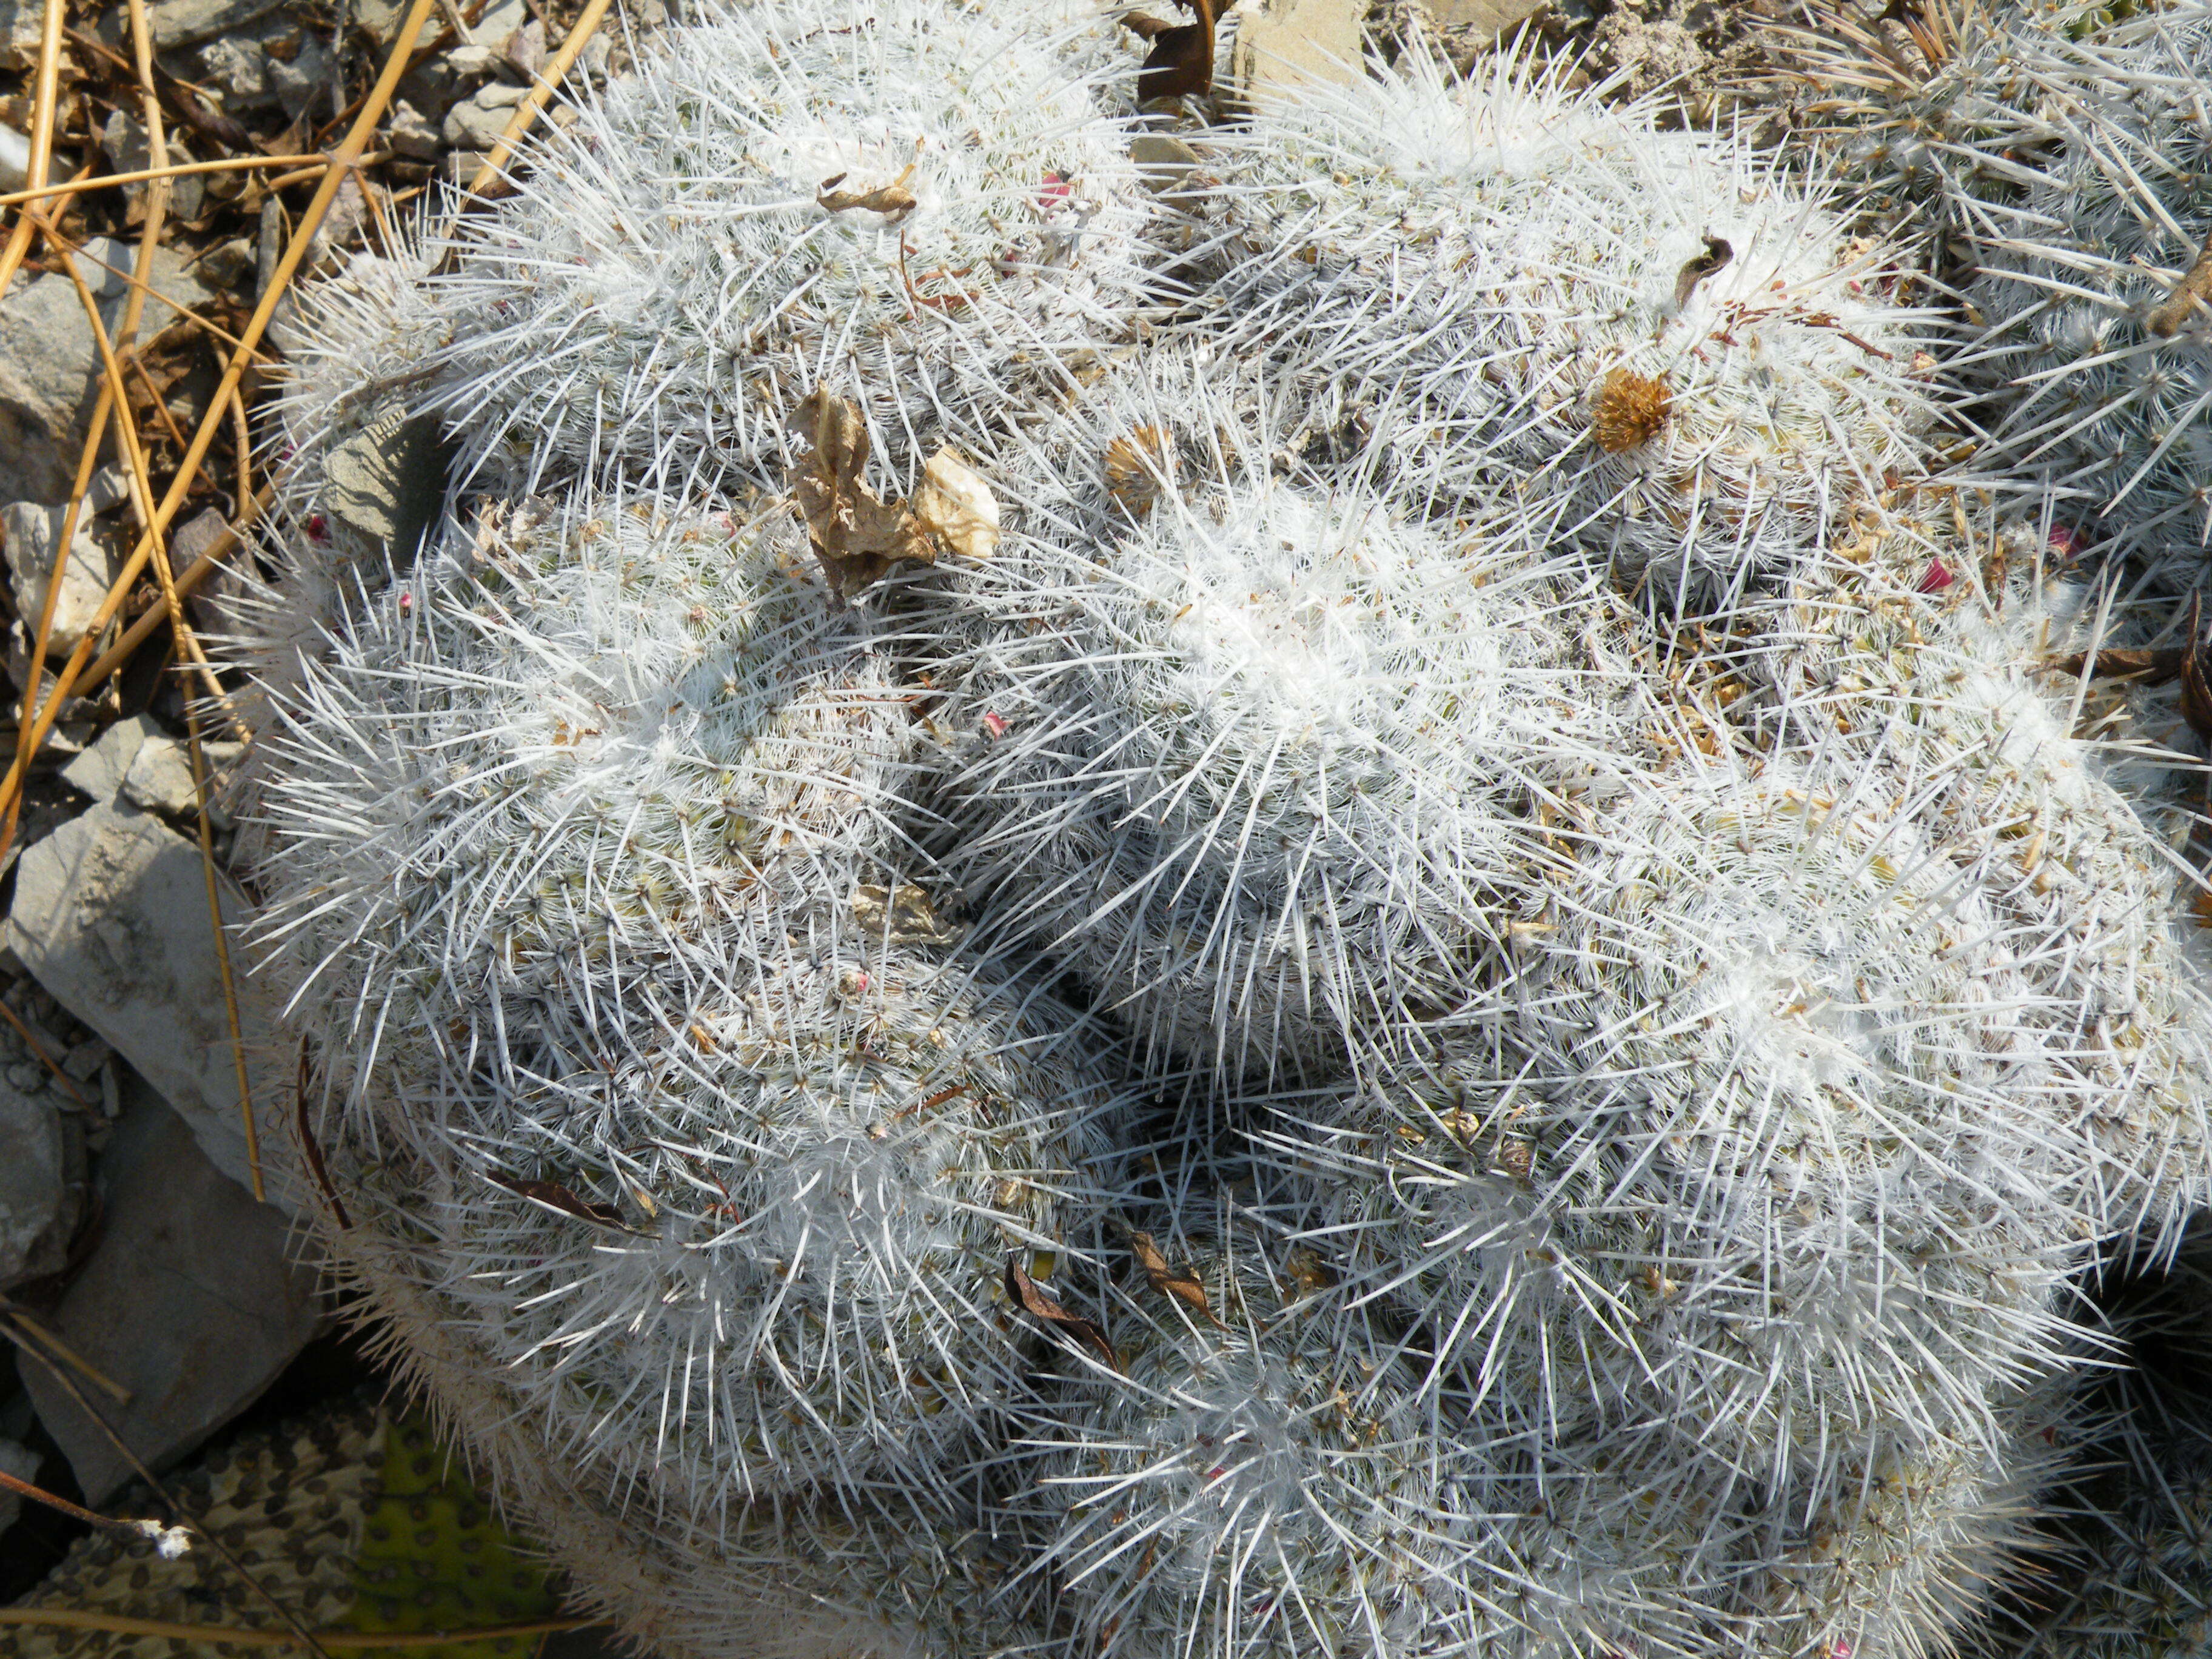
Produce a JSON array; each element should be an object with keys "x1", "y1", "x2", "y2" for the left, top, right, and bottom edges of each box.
[{"x1": 232, "y1": 0, "x2": 2212, "y2": 1654}]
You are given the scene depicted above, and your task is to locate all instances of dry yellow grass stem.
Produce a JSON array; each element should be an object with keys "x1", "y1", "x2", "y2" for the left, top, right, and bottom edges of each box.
[
  {"x1": 0, "y1": 155, "x2": 331, "y2": 210},
  {"x1": 464, "y1": 0, "x2": 617, "y2": 195},
  {"x1": 0, "y1": 0, "x2": 444, "y2": 862}
]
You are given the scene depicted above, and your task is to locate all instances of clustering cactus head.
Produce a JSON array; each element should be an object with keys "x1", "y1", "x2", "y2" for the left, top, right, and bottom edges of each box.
[
  {"x1": 243, "y1": 483, "x2": 925, "y2": 1124},
  {"x1": 1957, "y1": 2, "x2": 2212, "y2": 571},
  {"x1": 415, "y1": 0, "x2": 1159, "y2": 500},
  {"x1": 302, "y1": 929, "x2": 1138, "y2": 1506},
  {"x1": 1517, "y1": 757, "x2": 2103, "y2": 1480},
  {"x1": 931, "y1": 355, "x2": 1635, "y2": 1084},
  {"x1": 1002, "y1": 1226, "x2": 1470, "y2": 1659},
  {"x1": 1199, "y1": 46, "x2": 1942, "y2": 592},
  {"x1": 1733, "y1": 508, "x2": 2212, "y2": 1233}
]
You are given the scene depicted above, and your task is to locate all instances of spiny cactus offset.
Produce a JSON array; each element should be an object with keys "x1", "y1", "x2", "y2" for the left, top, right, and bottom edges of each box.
[
  {"x1": 243, "y1": 483, "x2": 927, "y2": 1127},
  {"x1": 1196, "y1": 47, "x2": 1942, "y2": 592},
  {"x1": 1000, "y1": 1225, "x2": 1473, "y2": 1659},
  {"x1": 411, "y1": 0, "x2": 1161, "y2": 500},
  {"x1": 929, "y1": 353, "x2": 1637, "y2": 1085},
  {"x1": 1956, "y1": 2, "x2": 2212, "y2": 572},
  {"x1": 1513, "y1": 757, "x2": 2106, "y2": 1481}
]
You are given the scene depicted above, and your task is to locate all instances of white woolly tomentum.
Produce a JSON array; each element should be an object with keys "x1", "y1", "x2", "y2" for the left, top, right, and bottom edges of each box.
[
  {"x1": 243, "y1": 484, "x2": 927, "y2": 1125},
  {"x1": 1959, "y1": 2, "x2": 2212, "y2": 568},
  {"x1": 930, "y1": 361, "x2": 1637, "y2": 1084},
  {"x1": 1518, "y1": 759, "x2": 2105, "y2": 1481},
  {"x1": 307, "y1": 937, "x2": 1135, "y2": 1503},
  {"x1": 1005, "y1": 1230, "x2": 1470, "y2": 1659},
  {"x1": 1199, "y1": 47, "x2": 1942, "y2": 592},
  {"x1": 416, "y1": 0, "x2": 1159, "y2": 498}
]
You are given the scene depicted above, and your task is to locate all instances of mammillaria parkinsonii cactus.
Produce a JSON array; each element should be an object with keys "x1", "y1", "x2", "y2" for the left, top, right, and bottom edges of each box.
[{"x1": 233, "y1": 0, "x2": 2212, "y2": 1652}]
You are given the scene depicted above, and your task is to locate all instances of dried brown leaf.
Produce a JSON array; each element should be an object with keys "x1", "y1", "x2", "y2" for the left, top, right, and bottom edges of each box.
[
  {"x1": 1130, "y1": 1232, "x2": 1228, "y2": 1330},
  {"x1": 787, "y1": 389, "x2": 934, "y2": 599},
  {"x1": 2179, "y1": 593, "x2": 2212, "y2": 743},
  {"x1": 2148, "y1": 228, "x2": 2212, "y2": 338},
  {"x1": 1125, "y1": 0, "x2": 1219, "y2": 104},
  {"x1": 1007, "y1": 1256, "x2": 1119, "y2": 1370},
  {"x1": 487, "y1": 1170, "x2": 644, "y2": 1233},
  {"x1": 1674, "y1": 234, "x2": 1734, "y2": 309},
  {"x1": 909, "y1": 450, "x2": 999, "y2": 562},
  {"x1": 817, "y1": 170, "x2": 920, "y2": 218}
]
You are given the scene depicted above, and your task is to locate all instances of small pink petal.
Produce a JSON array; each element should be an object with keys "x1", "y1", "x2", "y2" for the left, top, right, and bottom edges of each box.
[
  {"x1": 982, "y1": 711, "x2": 1009, "y2": 740},
  {"x1": 1917, "y1": 559, "x2": 1954, "y2": 594}
]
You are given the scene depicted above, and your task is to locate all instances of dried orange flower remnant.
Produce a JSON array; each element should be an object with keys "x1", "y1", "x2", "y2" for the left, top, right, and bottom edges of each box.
[
  {"x1": 1104, "y1": 426, "x2": 1177, "y2": 515},
  {"x1": 1590, "y1": 367, "x2": 1673, "y2": 454}
]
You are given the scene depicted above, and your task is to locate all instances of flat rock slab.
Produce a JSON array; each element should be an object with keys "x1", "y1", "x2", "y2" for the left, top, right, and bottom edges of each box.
[
  {"x1": 0, "y1": 240, "x2": 217, "y2": 506},
  {"x1": 5, "y1": 799, "x2": 295, "y2": 1208},
  {"x1": 1230, "y1": 0, "x2": 1366, "y2": 105},
  {"x1": 19, "y1": 1075, "x2": 321, "y2": 1506},
  {"x1": 0, "y1": 1076, "x2": 75, "y2": 1287}
]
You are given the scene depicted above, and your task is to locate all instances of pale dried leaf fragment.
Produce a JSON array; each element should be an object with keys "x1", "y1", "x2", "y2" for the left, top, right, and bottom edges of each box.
[
  {"x1": 1130, "y1": 1232, "x2": 1229, "y2": 1330},
  {"x1": 909, "y1": 450, "x2": 999, "y2": 562},
  {"x1": 2148, "y1": 227, "x2": 2212, "y2": 338},
  {"x1": 852, "y1": 882, "x2": 960, "y2": 944},
  {"x1": 787, "y1": 389, "x2": 935, "y2": 599}
]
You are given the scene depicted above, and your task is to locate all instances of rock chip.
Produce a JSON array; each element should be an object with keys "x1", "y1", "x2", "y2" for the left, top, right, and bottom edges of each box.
[
  {"x1": 0, "y1": 1438, "x2": 38, "y2": 1534},
  {"x1": 2, "y1": 500, "x2": 118, "y2": 654},
  {"x1": 322, "y1": 404, "x2": 449, "y2": 555},
  {"x1": 1230, "y1": 0, "x2": 1367, "y2": 104},
  {"x1": 442, "y1": 92, "x2": 514, "y2": 150},
  {"x1": 18, "y1": 1071, "x2": 321, "y2": 1505},
  {"x1": 0, "y1": 238, "x2": 218, "y2": 505},
  {"x1": 0, "y1": 1076, "x2": 75, "y2": 1287},
  {"x1": 0, "y1": 0, "x2": 41, "y2": 71},
  {"x1": 147, "y1": 0, "x2": 287, "y2": 50},
  {"x1": 59, "y1": 713, "x2": 156, "y2": 805},
  {"x1": 4, "y1": 799, "x2": 293, "y2": 1207},
  {"x1": 386, "y1": 99, "x2": 443, "y2": 160},
  {"x1": 122, "y1": 732, "x2": 243, "y2": 821}
]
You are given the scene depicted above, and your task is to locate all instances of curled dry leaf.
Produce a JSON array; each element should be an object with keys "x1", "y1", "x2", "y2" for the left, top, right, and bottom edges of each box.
[
  {"x1": 909, "y1": 450, "x2": 1000, "y2": 563},
  {"x1": 486, "y1": 1170, "x2": 649, "y2": 1235},
  {"x1": 1130, "y1": 1231, "x2": 1229, "y2": 1330},
  {"x1": 851, "y1": 882, "x2": 962, "y2": 944},
  {"x1": 787, "y1": 389, "x2": 934, "y2": 599},
  {"x1": 1674, "y1": 234, "x2": 1734, "y2": 310},
  {"x1": 1122, "y1": 0, "x2": 1219, "y2": 105},
  {"x1": 1007, "y1": 1255, "x2": 1121, "y2": 1371},
  {"x1": 788, "y1": 392, "x2": 997, "y2": 597},
  {"x1": 817, "y1": 166, "x2": 920, "y2": 220},
  {"x1": 2053, "y1": 594, "x2": 2212, "y2": 742}
]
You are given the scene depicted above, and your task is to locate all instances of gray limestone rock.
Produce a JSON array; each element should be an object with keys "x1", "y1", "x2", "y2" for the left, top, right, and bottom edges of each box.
[
  {"x1": 18, "y1": 1073, "x2": 321, "y2": 1504},
  {"x1": 147, "y1": 0, "x2": 287, "y2": 50},
  {"x1": 0, "y1": 1076, "x2": 74, "y2": 1287},
  {"x1": 59, "y1": 714, "x2": 157, "y2": 805},
  {"x1": 0, "y1": 1437, "x2": 38, "y2": 1533},
  {"x1": 2, "y1": 500, "x2": 119, "y2": 654},
  {"x1": 322, "y1": 403, "x2": 449, "y2": 556},
  {"x1": 4, "y1": 799, "x2": 294, "y2": 1208},
  {"x1": 0, "y1": 238, "x2": 217, "y2": 506}
]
